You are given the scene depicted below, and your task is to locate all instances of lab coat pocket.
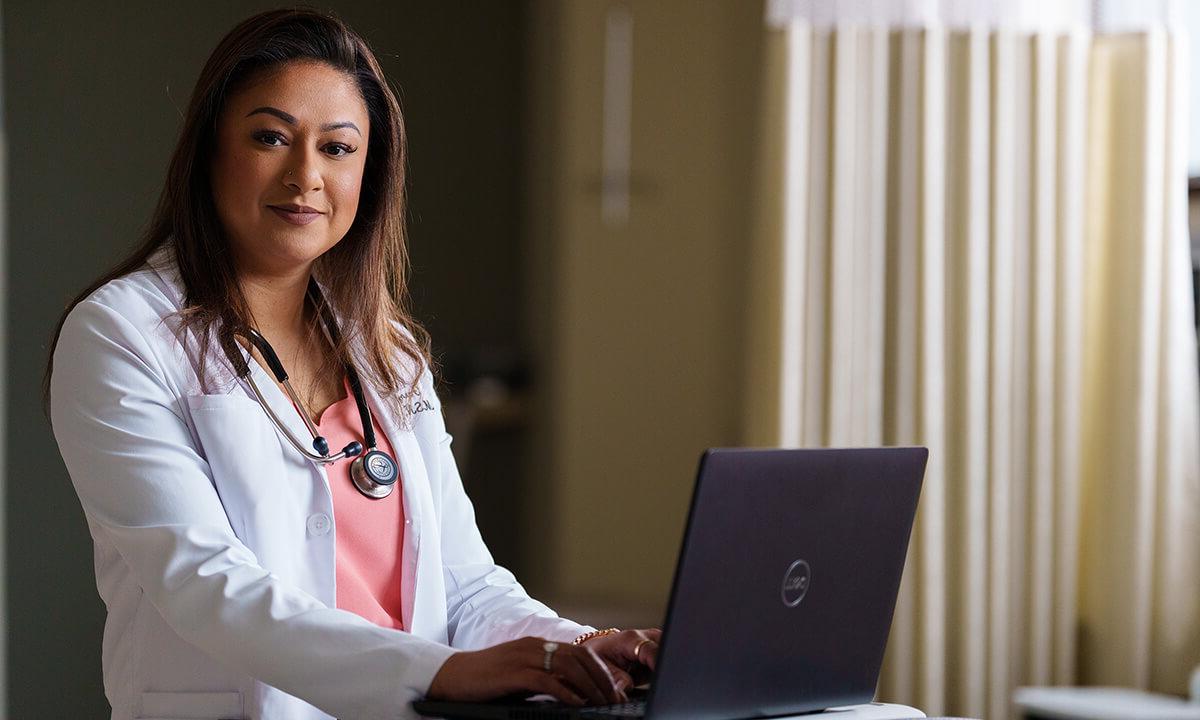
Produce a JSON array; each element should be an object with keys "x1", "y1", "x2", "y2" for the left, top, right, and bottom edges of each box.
[
  {"x1": 186, "y1": 393, "x2": 288, "y2": 540},
  {"x1": 138, "y1": 690, "x2": 243, "y2": 719}
]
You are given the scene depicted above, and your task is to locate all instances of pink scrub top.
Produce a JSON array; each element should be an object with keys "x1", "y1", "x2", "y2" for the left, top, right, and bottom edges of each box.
[{"x1": 314, "y1": 379, "x2": 406, "y2": 630}]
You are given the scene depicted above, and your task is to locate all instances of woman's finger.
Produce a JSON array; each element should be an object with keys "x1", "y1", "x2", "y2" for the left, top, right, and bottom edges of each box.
[
  {"x1": 610, "y1": 665, "x2": 635, "y2": 692},
  {"x1": 552, "y1": 649, "x2": 610, "y2": 705},
  {"x1": 527, "y1": 669, "x2": 585, "y2": 706},
  {"x1": 632, "y1": 635, "x2": 659, "y2": 671},
  {"x1": 575, "y1": 646, "x2": 626, "y2": 704}
]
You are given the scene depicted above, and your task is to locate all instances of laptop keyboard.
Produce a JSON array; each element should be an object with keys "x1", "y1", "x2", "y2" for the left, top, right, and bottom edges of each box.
[{"x1": 577, "y1": 700, "x2": 646, "y2": 717}]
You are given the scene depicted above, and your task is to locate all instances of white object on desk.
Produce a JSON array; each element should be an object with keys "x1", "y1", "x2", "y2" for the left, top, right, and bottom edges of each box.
[
  {"x1": 790, "y1": 702, "x2": 926, "y2": 718},
  {"x1": 1014, "y1": 686, "x2": 1200, "y2": 719}
]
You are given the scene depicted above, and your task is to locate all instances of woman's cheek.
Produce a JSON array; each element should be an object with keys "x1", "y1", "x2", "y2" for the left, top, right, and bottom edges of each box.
[{"x1": 331, "y1": 173, "x2": 364, "y2": 228}]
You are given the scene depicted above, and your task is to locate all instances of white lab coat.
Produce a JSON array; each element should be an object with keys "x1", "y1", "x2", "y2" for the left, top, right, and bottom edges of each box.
[{"x1": 50, "y1": 245, "x2": 593, "y2": 720}]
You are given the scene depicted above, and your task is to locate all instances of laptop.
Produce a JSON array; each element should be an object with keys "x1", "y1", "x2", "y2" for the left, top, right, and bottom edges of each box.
[{"x1": 414, "y1": 446, "x2": 928, "y2": 720}]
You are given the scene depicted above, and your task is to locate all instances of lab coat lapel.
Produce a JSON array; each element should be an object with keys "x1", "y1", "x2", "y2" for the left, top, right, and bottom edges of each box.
[
  {"x1": 146, "y1": 245, "x2": 329, "y2": 488},
  {"x1": 361, "y1": 379, "x2": 430, "y2": 635}
]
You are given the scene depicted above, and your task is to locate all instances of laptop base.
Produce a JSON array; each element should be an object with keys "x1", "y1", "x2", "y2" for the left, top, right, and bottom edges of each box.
[{"x1": 412, "y1": 700, "x2": 926, "y2": 719}]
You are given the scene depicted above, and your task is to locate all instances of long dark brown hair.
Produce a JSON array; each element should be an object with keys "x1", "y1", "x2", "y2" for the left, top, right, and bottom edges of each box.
[{"x1": 44, "y1": 7, "x2": 432, "y2": 414}]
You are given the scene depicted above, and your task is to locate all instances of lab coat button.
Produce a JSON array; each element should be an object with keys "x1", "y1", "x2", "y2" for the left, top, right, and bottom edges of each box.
[{"x1": 307, "y1": 513, "x2": 331, "y2": 536}]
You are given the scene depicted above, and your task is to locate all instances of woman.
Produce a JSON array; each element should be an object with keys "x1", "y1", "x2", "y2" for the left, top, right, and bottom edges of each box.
[{"x1": 47, "y1": 8, "x2": 659, "y2": 720}]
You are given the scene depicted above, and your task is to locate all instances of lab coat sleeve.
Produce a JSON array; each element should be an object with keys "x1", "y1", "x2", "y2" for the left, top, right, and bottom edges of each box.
[
  {"x1": 429, "y1": 377, "x2": 596, "y2": 650},
  {"x1": 51, "y1": 298, "x2": 457, "y2": 720}
]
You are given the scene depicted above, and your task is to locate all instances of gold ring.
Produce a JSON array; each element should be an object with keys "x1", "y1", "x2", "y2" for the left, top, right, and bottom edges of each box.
[{"x1": 633, "y1": 638, "x2": 652, "y2": 663}]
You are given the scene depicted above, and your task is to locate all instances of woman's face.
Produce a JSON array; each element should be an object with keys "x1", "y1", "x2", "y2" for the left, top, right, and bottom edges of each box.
[{"x1": 211, "y1": 60, "x2": 370, "y2": 278}]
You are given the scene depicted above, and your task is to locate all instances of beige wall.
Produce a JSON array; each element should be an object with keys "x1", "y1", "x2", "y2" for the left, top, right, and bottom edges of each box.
[{"x1": 525, "y1": 0, "x2": 766, "y2": 617}]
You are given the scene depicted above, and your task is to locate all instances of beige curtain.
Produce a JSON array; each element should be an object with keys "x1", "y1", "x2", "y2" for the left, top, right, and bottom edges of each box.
[{"x1": 746, "y1": 21, "x2": 1200, "y2": 720}]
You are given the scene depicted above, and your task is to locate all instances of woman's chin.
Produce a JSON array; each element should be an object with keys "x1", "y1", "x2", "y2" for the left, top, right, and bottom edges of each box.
[{"x1": 241, "y1": 233, "x2": 340, "y2": 276}]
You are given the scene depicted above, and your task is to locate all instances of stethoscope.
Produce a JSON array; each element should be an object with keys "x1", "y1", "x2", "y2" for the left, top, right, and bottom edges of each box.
[{"x1": 226, "y1": 282, "x2": 400, "y2": 500}]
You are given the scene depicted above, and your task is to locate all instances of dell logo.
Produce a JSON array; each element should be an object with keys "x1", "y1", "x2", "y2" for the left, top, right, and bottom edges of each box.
[{"x1": 781, "y1": 559, "x2": 811, "y2": 607}]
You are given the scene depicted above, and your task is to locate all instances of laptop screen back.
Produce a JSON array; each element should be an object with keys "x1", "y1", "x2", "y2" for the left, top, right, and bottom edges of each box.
[{"x1": 647, "y1": 447, "x2": 927, "y2": 720}]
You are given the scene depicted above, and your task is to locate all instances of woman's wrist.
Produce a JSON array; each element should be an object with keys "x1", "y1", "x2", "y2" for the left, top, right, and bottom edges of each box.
[{"x1": 572, "y1": 627, "x2": 620, "y2": 645}]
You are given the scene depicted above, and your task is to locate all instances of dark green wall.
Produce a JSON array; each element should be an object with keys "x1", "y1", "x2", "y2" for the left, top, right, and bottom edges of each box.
[{"x1": 4, "y1": 2, "x2": 526, "y2": 716}]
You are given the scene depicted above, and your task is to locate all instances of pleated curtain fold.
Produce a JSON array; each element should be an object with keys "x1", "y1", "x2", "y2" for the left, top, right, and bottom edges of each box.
[{"x1": 747, "y1": 22, "x2": 1200, "y2": 720}]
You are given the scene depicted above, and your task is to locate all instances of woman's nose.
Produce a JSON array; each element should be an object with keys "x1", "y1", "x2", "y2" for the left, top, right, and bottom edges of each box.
[{"x1": 283, "y1": 151, "x2": 323, "y2": 193}]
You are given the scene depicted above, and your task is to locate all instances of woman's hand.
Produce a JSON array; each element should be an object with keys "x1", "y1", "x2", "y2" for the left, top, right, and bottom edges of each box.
[
  {"x1": 426, "y1": 636, "x2": 626, "y2": 706},
  {"x1": 580, "y1": 628, "x2": 662, "y2": 690}
]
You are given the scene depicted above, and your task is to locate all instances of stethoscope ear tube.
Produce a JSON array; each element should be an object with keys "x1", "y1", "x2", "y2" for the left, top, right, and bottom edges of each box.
[
  {"x1": 240, "y1": 327, "x2": 291, "y2": 382},
  {"x1": 242, "y1": 367, "x2": 359, "y2": 463}
]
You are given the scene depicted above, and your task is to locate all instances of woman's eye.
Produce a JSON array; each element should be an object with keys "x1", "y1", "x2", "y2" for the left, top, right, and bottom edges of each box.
[
  {"x1": 252, "y1": 131, "x2": 354, "y2": 157},
  {"x1": 253, "y1": 131, "x2": 286, "y2": 147}
]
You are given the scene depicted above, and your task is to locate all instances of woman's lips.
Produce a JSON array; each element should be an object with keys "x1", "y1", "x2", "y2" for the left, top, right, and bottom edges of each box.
[{"x1": 268, "y1": 206, "x2": 323, "y2": 226}]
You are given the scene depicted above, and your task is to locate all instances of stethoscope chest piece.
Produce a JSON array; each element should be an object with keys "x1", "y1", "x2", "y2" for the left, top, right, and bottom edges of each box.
[{"x1": 350, "y1": 449, "x2": 399, "y2": 499}]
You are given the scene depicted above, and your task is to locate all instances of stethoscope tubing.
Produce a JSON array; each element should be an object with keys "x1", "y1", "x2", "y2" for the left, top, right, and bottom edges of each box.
[
  {"x1": 225, "y1": 280, "x2": 399, "y2": 500},
  {"x1": 241, "y1": 364, "x2": 358, "y2": 465}
]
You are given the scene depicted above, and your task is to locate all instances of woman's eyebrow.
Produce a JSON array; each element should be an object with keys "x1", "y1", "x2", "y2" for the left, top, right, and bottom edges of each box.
[{"x1": 245, "y1": 106, "x2": 361, "y2": 136}]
